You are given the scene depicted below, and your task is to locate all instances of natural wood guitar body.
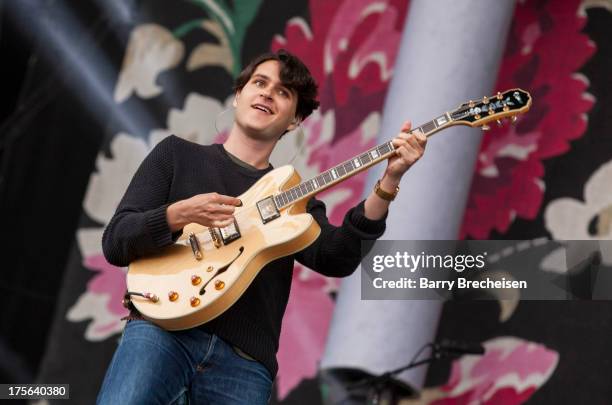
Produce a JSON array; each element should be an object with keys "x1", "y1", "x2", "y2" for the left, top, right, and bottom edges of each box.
[{"x1": 127, "y1": 165, "x2": 321, "y2": 330}]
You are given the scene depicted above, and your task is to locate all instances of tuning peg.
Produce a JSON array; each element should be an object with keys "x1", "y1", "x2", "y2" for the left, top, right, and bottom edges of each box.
[
  {"x1": 481, "y1": 125, "x2": 491, "y2": 131},
  {"x1": 496, "y1": 91, "x2": 503, "y2": 100},
  {"x1": 469, "y1": 100, "x2": 475, "y2": 108},
  {"x1": 483, "y1": 96, "x2": 489, "y2": 104}
]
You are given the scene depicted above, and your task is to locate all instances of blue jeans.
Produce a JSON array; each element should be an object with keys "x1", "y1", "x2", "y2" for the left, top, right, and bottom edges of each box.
[{"x1": 97, "y1": 319, "x2": 273, "y2": 404}]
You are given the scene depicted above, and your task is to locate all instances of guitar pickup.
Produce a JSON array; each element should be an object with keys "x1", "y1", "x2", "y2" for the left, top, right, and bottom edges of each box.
[
  {"x1": 219, "y1": 219, "x2": 241, "y2": 244},
  {"x1": 256, "y1": 196, "x2": 280, "y2": 224}
]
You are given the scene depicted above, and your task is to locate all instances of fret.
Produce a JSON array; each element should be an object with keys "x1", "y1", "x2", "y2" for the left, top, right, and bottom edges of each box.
[
  {"x1": 305, "y1": 181, "x2": 313, "y2": 192},
  {"x1": 353, "y1": 158, "x2": 361, "y2": 168},
  {"x1": 300, "y1": 184, "x2": 308, "y2": 194},
  {"x1": 421, "y1": 121, "x2": 436, "y2": 133},
  {"x1": 360, "y1": 153, "x2": 371, "y2": 164},
  {"x1": 343, "y1": 162, "x2": 353, "y2": 173},
  {"x1": 378, "y1": 142, "x2": 392, "y2": 155},
  {"x1": 316, "y1": 175, "x2": 325, "y2": 186},
  {"x1": 323, "y1": 172, "x2": 332, "y2": 183},
  {"x1": 369, "y1": 149, "x2": 379, "y2": 159},
  {"x1": 435, "y1": 114, "x2": 449, "y2": 127},
  {"x1": 291, "y1": 188, "x2": 298, "y2": 200},
  {"x1": 282, "y1": 193, "x2": 289, "y2": 205},
  {"x1": 337, "y1": 165, "x2": 346, "y2": 176},
  {"x1": 331, "y1": 169, "x2": 338, "y2": 179}
]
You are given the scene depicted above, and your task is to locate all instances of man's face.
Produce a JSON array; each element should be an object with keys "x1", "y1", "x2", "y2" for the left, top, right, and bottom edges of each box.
[{"x1": 233, "y1": 60, "x2": 299, "y2": 141}]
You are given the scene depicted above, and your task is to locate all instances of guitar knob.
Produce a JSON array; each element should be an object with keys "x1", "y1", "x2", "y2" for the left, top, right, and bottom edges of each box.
[
  {"x1": 191, "y1": 275, "x2": 202, "y2": 285},
  {"x1": 190, "y1": 297, "x2": 200, "y2": 307},
  {"x1": 215, "y1": 280, "x2": 225, "y2": 290},
  {"x1": 481, "y1": 125, "x2": 491, "y2": 132},
  {"x1": 168, "y1": 291, "x2": 179, "y2": 302}
]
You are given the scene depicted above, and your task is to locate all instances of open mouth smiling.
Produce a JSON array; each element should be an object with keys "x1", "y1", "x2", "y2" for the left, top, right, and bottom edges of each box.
[{"x1": 252, "y1": 103, "x2": 274, "y2": 114}]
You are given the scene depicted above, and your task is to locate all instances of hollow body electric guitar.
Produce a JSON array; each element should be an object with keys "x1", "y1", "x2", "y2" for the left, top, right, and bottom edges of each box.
[{"x1": 126, "y1": 89, "x2": 532, "y2": 330}]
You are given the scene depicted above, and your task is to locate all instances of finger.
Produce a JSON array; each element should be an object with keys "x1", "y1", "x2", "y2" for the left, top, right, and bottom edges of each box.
[
  {"x1": 414, "y1": 131, "x2": 427, "y2": 146},
  {"x1": 212, "y1": 212, "x2": 234, "y2": 221},
  {"x1": 391, "y1": 137, "x2": 410, "y2": 148},
  {"x1": 405, "y1": 134, "x2": 424, "y2": 153},
  {"x1": 396, "y1": 145, "x2": 419, "y2": 165},
  {"x1": 391, "y1": 138, "x2": 410, "y2": 157},
  {"x1": 400, "y1": 120, "x2": 412, "y2": 133},
  {"x1": 214, "y1": 194, "x2": 243, "y2": 207},
  {"x1": 213, "y1": 218, "x2": 235, "y2": 228},
  {"x1": 210, "y1": 203, "x2": 235, "y2": 215}
]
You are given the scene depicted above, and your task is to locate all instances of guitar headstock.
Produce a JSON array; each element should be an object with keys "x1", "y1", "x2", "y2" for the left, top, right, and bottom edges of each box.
[{"x1": 450, "y1": 88, "x2": 532, "y2": 130}]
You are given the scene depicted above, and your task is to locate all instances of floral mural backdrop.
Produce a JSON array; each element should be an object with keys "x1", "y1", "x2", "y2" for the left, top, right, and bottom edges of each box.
[{"x1": 1, "y1": 0, "x2": 611, "y2": 404}]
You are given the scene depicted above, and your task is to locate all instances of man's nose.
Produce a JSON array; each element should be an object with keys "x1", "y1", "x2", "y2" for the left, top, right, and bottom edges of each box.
[{"x1": 259, "y1": 88, "x2": 273, "y2": 99}]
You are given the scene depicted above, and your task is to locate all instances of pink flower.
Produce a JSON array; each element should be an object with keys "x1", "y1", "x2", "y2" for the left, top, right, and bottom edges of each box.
[
  {"x1": 67, "y1": 253, "x2": 129, "y2": 340},
  {"x1": 460, "y1": 0, "x2": 595, "y2": 239},
  {"x1": 424, "y1": 337, "x2": 559, "y2": 404}
]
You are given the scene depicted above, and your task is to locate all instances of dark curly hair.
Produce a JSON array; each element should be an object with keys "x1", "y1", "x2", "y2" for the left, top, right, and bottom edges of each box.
[{"x1": 233, "y1": 49, "x2": 320, "y2": 121}]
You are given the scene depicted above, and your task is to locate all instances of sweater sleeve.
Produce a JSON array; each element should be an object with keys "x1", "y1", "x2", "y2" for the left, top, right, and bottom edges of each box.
[
  {"x1": 102, "y1": 135, "x2": 181, "y2": 267},
  {"x1": 295, "y1": 197, "x2": 387, "y2": 277}
]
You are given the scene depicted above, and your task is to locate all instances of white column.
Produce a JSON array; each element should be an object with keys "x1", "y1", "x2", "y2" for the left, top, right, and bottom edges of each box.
[{"x1": 321, "y1": 0, "x2": 516, "y2": 389}]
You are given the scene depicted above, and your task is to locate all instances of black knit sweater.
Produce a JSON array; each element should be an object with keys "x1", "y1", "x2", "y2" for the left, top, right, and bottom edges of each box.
[{"x1": 102, "y1": 135, "x2": 386, "y2": 377}]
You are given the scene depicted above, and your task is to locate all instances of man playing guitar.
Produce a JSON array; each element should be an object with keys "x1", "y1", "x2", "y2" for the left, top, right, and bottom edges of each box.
[{"x1": 97, "y1": 49, "x2": 426, "y2": 404}]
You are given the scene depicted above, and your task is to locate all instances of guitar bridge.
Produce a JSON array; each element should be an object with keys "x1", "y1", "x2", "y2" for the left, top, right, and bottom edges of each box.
[{"x1": 188, "y1": 233, "x2": 203, "y2": 260}]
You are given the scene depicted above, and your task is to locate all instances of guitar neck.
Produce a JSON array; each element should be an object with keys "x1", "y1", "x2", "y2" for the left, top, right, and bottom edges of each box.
[{"x1": 273, "y1": 112, "x2": 453, "y2": 209}]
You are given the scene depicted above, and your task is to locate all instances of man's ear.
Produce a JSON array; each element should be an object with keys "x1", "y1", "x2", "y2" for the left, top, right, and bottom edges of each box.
[{"x1": 286, "y1": 116, "x2": 301, "y2": 132}]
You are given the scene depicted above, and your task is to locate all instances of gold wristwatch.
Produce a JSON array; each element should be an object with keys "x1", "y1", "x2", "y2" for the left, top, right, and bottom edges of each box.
[{"x1": 374, "y1": 179, "x2": 399, "y2": 201}]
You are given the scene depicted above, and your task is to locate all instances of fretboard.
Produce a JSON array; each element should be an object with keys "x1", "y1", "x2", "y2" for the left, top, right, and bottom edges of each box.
[{"x1": 274, "y1": 112, "x2": 452, "y2": 209}]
